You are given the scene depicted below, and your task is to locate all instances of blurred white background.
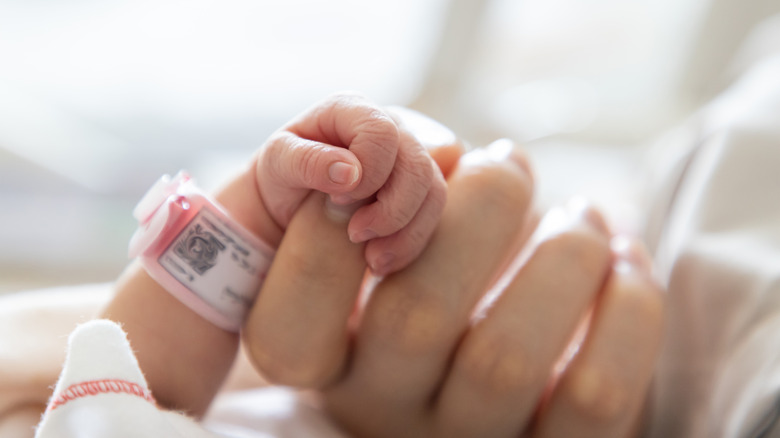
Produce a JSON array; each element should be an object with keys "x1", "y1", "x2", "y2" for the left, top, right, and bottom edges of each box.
[{"x1": 1, "y1": 0, "x2": 778, "y2": 292}]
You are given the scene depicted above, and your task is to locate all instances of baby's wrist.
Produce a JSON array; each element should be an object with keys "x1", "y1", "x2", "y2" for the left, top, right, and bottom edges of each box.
[
  {"x1": 213, "y1": 160, "x2": 285, "y2": 248},
  {"x1": 129, "y1": 171, "x2": 276, "y2": 332}
]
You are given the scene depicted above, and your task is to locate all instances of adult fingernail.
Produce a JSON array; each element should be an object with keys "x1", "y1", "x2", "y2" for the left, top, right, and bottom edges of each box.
[
  {"x1": 329, "y1": 162, "x2": 359, "y2": 186},
  {"x1": 330, "y1": 194, "x2": 354, "y2": 205},
  {"x1": 487, "y1": 138, "x2": 532, "y2": 176},
  {"x1": 350, "y1": 229, "x2": 378, "y2": 243},
  {"x1": 611, "y1": 235, "x2": 654, "y2": 275},
  {"x1": 532, "y1": 206, "x2": 569, "y2": 242},
  {"x1": 324, "y1": 197, "x2": 362, "y2": 223},
  {"x1": 567, "y1": 197, "x2": 610, "y2": 236},
  {"x1": 532, "y1": 198, "x2": 609, "y2": 245},
  {"x1": 371, "y1": 253, "x2": 396, "y2": 275}
]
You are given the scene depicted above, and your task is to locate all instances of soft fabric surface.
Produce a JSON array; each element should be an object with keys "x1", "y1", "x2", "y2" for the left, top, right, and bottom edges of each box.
[
  {"x1": 34, "y1": 319, "x2": 348, "y2": 438},
  {"x1": 36, "y1": 320, "x2": 215, "y2": 438}
]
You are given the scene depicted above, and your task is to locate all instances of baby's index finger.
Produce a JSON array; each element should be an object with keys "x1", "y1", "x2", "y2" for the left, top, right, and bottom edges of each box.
[{"x1": 286, "y1": 93, "x2": 400, "y2": 202}]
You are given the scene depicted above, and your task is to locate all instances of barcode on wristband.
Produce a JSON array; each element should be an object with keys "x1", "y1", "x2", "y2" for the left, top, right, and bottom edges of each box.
[{"x1": 158, "y1": 207, "x2": 269, "y2": 320}]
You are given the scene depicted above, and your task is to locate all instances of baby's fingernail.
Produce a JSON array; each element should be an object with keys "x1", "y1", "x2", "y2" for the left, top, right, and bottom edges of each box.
[
  {"x1": 350, "y1": 229, "x2": 378, "y2": 243},
  {"x1": 532, "y1": 198, "x2": 608, "y2": 243},
  {"x1": 329, "y1": 162, "x2": 359, "y2": 186},
  {"x1": 324, "y1": 197, "x2": 361, "y2": 223},
  {"x1": 371, "y1": 253, "x2": 396, "y2": 275}
]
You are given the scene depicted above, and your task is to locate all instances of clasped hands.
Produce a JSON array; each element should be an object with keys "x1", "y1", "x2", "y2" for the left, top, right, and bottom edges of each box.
[{"x1": 241, "y1": 102, "x2": 665, "y2": 438}]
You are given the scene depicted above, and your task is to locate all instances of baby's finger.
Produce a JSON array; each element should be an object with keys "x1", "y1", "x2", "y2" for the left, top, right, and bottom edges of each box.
[
  {"x1": 364, "y1": 170, "x2": 447, "y2": 275},
  {"x1": 287, "y1": 92, "x2": 400, "y2": 202},
  {"x1": 347, "y1": 128, "x2": 435, "y2": 243},
  {"x1": 348, "y1": 107, "x2": 459, "y2": 273},
  {"x1": 531, "y1": 237, "x2": 664, "y2": 438},
  {"x1": 257, "y1": 131, "x2": 363, "y2": 226},
  {"x1": 385, "y1": 106, "x2": 464, "y2": 179}
]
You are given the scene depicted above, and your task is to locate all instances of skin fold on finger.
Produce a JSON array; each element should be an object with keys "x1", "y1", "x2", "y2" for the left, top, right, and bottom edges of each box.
[
  {"x1": 256, "y1": 131, "x2": 364, "y2": 227},
  {"x1": 384, "y1": 106, "x2": 465, "y2": 179},
  {"x1": 243, "y1": 191, "x2": 367, "y2": 389},
  {"x1": 432, "y1": 201, "x2": 613, "y2": 438},
  {"x1": 363, "y1": 173, "x2": 446, "y2": 276},
  {"x1": 347, "y1": 107, "x2": 462, "y2": 275},
  {"x1": 347, "y1": 127, "x2": 434, "y2": 242},
  {"x1": 287, "y1": 92, "x2": 400, "y2": 202},
  {"x1": 531, "y1": 237, "x2": 665, "y2": 438},
  {"x1": 363, "y1": 139, "x2": 528, "y2": 277},
  {"x1": 322, "y1": 142, "x2": 535, "y2": 438}
]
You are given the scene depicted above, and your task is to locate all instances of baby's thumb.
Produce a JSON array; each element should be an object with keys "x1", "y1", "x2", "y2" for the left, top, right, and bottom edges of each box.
[{"x1": 261, "y1": 132, "x2": 363, "y2": 194}]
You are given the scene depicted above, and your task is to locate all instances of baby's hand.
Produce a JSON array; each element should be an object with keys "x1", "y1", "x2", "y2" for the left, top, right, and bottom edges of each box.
[{"x1": 254, "y1": 93, "x2": 449, "y2": 275}]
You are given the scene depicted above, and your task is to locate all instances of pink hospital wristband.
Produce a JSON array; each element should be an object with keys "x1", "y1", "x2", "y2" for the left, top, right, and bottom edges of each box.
[{"x1": 128, "y1": 171, "x2": 275, "y2": 332}]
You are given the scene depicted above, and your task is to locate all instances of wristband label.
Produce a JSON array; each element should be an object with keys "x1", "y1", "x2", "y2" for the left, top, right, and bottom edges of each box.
[{"x1": 158, "y1": 207, "x2": 268, "y2": 320}]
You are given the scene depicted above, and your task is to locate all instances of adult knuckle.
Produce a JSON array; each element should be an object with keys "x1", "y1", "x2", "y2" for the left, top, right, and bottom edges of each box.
[
  {"x1": 286, "y1": 246, "x2": 345, "y2": 287},
  {"x1": 459, "y1": 166, "x2": 532, "y2": 217},
  {"x1": 536, "y1": 228, "x2": 611, "y2": 279},
  {"x1": 254, "y1": 352, "x2": 333, "y2": 388},
  {"x1": 282, "y1": 352, "x2": 342, "y2": 389},
  {"x1": 243, "y1": 334, "x2": 292, "y2": 386},
  {"x1": 567, "y1": 366, "x2": 628, "y2": 423},
  {"x1": 245, "y1": 326, "x2": 342, "y2": 388},
  {"x1": 460, "y1": 335, "x2": 536, "y2": 396},
  {"x1": 370, "y1": 281, "x2": 453, "y2": 353}
]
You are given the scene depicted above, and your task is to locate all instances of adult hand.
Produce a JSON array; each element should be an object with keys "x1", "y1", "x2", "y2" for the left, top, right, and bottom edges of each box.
[{"x1": 243, "y1": 113, "x2": 664, "y2": 438}]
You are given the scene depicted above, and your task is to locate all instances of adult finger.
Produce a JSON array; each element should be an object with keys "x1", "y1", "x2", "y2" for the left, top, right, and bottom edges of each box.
[
  {"x1": 531, "y1": 237, "x2": 664, "y2": 438},
  {"x1": 432, "y1": 201, "x2": 613, "y2": 438},
  {"x1": 242, "y1": 192, "x2": 366, "y2": 388},
  {"x1": 323, "y1": 141, "x2": 534, "y2": 436}
]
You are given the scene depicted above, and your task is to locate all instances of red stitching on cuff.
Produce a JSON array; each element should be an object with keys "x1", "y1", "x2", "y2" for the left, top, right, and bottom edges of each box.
[{"x1": 47, "y1": 379, "x2": 156, "y2": 412}]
